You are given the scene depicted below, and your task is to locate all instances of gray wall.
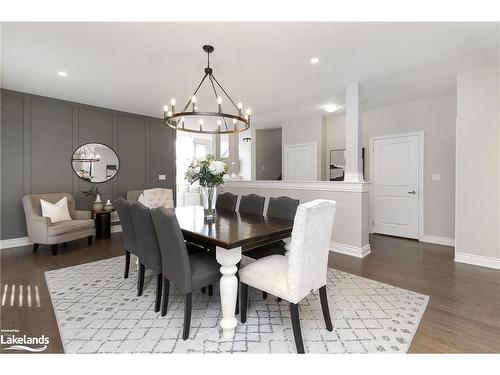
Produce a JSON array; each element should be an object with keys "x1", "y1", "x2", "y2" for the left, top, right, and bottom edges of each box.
[
  {"x1": 255, "y1": 128, "x2": 282, "y2": 180},
  {"x1": 1, "y1": 89, "x2": 176, "y2": 240}
]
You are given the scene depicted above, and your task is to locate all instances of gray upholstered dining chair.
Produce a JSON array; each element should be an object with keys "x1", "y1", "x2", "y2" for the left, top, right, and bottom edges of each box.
[
  {"x1": 239, "y1": 199, "x2": 337, "y2": 353},
  {"x1": 151, "y1": 206, "x2": 220, "y2": 340},
  {"x1": 129, "y1": 201, "x2": 163, "y2": 313},
  {"x1": 238, "y1": 194, "x2": 265, "y2": 216},
  {"x1": 115, "y1": 198, "x2": 137, "y2": 280},
  {"x1": 215, "y1": 192, "x2": 238, "y2": 212},
  {"x1": 22, "y1": 193, "x2": 95, "y2": 255}
]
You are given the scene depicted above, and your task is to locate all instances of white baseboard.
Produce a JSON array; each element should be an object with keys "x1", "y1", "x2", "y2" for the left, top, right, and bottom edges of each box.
[
  {"x1": 421, "y1": 235, "x2": 455, "y2": 247},
  {"x1": 455, "y1": 252, "x2": 500, "y2": 269},
  {"x1": 1, "y1": 225, "x2": 123, "y2": 250},
  {"x1": 329, "y1": 242, "x2": 371, "y2": 258},
  {"x1": 0, "y1": 236, "x2": 32, "y2": 249}
]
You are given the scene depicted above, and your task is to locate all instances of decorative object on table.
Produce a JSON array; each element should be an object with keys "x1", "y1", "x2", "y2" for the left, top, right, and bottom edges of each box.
[
  {"x1": 185, "y1": 154, "x2": 229, "y2": 219},
  {"x1": 93, "y1": 194, "x2": 104, "y2": 212},
  {"x1": 163, "y1": 44, "x2": 252, "y2": 135},
  {"x1": 329, "y1": 148, "x2": 365, "y2": 181},
  {"x1": 81, "y1": 184, "x2": 104, "y2": 211},
  {"x1": 71, "y1": 142, "x2": 119, "y2": 183},
  {"x1": 104, "y1": 199, "x2": 113, "y2": 211}
]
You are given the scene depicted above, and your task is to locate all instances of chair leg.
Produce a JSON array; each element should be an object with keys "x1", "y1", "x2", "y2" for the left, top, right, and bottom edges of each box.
[
  {"x1": 240, "y1": 283, "x2": 248, "y2": 323},
  {"x1": 201, "y1": 287, "x2": 206, "y2": 294},
  {"x1": 319, "y1": 285, "x2": 333, "y2": 331},
  {"x1": 208, "y1": 284, "x2": 213, "y2": 296},
  {"x1": 155, "y1": 274, "x2": 163, "y2": 313},
  {"x1": 51, "y1": 244, "x2": 58, "y2": 256},
  {"x1": 124, "y1": 251, "x2": 130, "y2": 279},
  {"x1": 137, "y1": 263, "x2": 145, "y2": 296},
  {"x1": 33, "y1": 243, "x2": 39, "y2": 253},
  {"x1": 161, "y1": 278, "x2": 170, "y2": 317},
  {"x1": 87, "y1": 235, "x2": 93, "y2": 245},
  {"x1": 183, "y1": 293, "x2": 192, "y2": 340},
  {"x1": 235, "y1": 262, "x2": 240, "y2": 315},
  {"x1": 262, "y1": 291, "x2": 267, "y2": 299},
  {"x1": 290, "y1": 302, "x2": 305, "y2": 354}
]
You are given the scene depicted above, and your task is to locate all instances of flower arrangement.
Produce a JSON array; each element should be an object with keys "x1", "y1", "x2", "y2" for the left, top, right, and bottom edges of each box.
[{"x1": 185, "y1": 154, "x2": 229, "y2": 187}]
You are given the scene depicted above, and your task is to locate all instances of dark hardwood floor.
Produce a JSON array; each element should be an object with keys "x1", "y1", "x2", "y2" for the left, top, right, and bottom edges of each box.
[{"x1": 1, "y1": 233, "x2": 499, "y2": 353}]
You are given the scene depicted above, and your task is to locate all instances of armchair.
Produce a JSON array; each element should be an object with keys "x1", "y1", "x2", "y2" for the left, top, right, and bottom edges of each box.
[{"x1": 22, "y1": 193, "x2": 95, "y2": 255}]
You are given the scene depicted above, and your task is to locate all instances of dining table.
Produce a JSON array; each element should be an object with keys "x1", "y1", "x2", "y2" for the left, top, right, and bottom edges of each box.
[{"x1": 175, "y1": 205, "x2": 294, "y2": 339}]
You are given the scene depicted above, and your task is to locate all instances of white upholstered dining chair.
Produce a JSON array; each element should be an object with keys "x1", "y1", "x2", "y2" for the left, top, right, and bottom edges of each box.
[{"x1": 238, "y1": 199, "x2": 337, "y2": 353}]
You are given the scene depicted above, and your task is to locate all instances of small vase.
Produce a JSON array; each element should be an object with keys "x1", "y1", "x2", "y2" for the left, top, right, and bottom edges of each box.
[
  {"x1": 201, "y1": 186, "x2": 217, "y2": 220},
  {"x1": 93, "y1": 193, "x2": 104, "y2": 211},
  {"x1": 104, "y1": 199, "x2": 113, "y2": 211}
]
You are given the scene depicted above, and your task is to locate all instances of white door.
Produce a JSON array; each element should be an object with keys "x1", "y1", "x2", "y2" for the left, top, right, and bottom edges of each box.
[
  {"x1": 373, "y1": 135, "x2": 419, "y2": 239},
  {"x1": 284, "y1": 143, "x2": 317, "y2": 181}
]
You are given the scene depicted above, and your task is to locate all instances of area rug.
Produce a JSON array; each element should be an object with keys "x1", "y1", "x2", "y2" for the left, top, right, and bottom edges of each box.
[{"x1": 45, "y1": 256, "x2": 428, "y2": 353}]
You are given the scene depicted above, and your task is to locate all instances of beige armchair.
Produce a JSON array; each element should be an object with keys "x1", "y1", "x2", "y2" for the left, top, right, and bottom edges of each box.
[{"x1": 22, "y1": 193, "x2": 95, "y2": 255}]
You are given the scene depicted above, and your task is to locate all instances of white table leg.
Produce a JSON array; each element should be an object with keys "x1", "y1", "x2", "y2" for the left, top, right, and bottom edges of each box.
[{"x1": 216, "y1": 246, "x2": 242, "y2": 339}]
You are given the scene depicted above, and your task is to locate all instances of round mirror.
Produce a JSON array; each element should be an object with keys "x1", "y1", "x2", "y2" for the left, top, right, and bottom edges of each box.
[{"x1": 71, "y1": 143, "x2": 119, "y2": 183}]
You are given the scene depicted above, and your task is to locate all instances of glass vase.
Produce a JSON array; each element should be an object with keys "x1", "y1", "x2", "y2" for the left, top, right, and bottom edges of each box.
[{"x1": 201, "y1": 186, "x2": 217, "y2": 220}]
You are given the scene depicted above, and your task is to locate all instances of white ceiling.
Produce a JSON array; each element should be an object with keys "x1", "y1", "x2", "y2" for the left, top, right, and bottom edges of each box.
[{"x1": 1, "y1": 22, "x2": 499, "y2": 127}]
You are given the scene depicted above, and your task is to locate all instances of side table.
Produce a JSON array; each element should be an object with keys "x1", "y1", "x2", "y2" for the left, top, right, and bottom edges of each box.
[{"x1": 93, "y1": 210, "x2": 114, "y2": 239}]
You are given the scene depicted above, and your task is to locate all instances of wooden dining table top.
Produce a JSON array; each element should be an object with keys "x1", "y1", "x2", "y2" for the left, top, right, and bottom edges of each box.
[{"x1": 175, "y1": 206, "x2": 293, "y2": 250}]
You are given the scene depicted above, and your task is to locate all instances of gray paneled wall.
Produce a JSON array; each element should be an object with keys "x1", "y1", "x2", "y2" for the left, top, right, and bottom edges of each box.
[{"x1": 1, "y1": 89, "x2": 176, "y2": 240}]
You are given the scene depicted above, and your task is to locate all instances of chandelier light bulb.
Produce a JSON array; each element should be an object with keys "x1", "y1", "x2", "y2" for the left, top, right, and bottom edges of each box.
[
  {"x1": 233, "y1": 119, "x2": 237, "y2": 125},
  {"x1": 167, "y1": 111, "x2": 173, "y2": 117},
  {"x1": 181, "y1": 116, "x2": 185, "y2": 122},
  {"x1": 170, "y1": 98, "x2": 176, "y2": 106},
  {"x1": 217, "y1": 96, "x2": 223, "y2": 105},
  {"x1": 246, "y1": 108, "x2": 252, "y2": 116},
  {"x1": 217, "y1": 119, "x2": 222, "y2": 126},
  {"x1": 199, "y1": 119, "x2": 204, "y2": 125},
  {"x1": 237, "y1": 102, "x2": 243, "y2": 109},
  {"x1": 163, "y1": 105, "x2": 168, "y2": 112},
  {"x1": 192, "y1": 96, "x2": 197, "y2": 104}
]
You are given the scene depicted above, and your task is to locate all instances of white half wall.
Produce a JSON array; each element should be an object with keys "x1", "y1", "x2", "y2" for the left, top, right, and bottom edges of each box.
[
  {"x1": 323, "y1": 93, "x2": 457, "y2": 240},
  {"x1": 455, "y1": 65, "x2": 500, "y2": 269},
  {"x1": 222, "y1": 180, "x2": 371, "y2": 258}
]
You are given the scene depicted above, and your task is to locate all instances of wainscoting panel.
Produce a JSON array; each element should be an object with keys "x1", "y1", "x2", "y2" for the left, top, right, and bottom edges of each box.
[
  {"x1": 1, "y1": 94, "x2": 26, "y2": 238},
  {"x1": 149, "y1": 120, "x2": 176, "y2": 189},
  {"x1": 0, "y1": 89, "x2": 175, "y2": 241},
  {"x1": 76, "y1": 107, "x2": 114, "y2": 209},
  {"x1": 30, "y1": 99, "x2": 74, "y2": 195},
  {"x1": 116, "y1": 115, "x2": 148, "y2": 198}
]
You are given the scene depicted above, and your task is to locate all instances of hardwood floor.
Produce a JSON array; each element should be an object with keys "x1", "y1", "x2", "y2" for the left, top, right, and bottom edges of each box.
[{"x1": 1, "y1": 233, "x2": 499, "y2": 353}]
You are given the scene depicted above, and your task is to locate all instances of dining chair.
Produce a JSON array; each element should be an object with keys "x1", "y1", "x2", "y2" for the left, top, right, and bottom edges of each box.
[
  {"x1": 243, "y1": 196, "x2": 300, "y2": 300},
  {"x1": 115, "y1": 198, "x2": 137, "y2": 280},
  {"x1": 215, "y1": 192, "x2": 238, "y2": 212},
  {"x1": 129, "y1": 201, "x2": 163, "y2": 313},
  {"x1": 151, "y1": 206, "x2": 220, "y2": 340},
  {"x1": 238, "y1": 194, "x2": 265, "y2": 216},
  {"x1": 238, "y1": 199, "x2": 337, "y2": 353}
]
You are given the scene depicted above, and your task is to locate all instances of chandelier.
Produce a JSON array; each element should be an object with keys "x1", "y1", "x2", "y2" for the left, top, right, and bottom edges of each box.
[{"x1": 163, "y1": 45, "x2": 251, "y2": 134}]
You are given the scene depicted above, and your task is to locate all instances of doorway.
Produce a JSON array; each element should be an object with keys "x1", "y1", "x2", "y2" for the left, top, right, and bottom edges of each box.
[{"x1": 370, "y1": 132, "x2": 423, "y2": 239}]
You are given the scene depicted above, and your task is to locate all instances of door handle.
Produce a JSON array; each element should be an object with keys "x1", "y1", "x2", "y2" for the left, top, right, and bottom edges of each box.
[{"x1": 407, "y1": 190, "x2": 416, "y2": 195}]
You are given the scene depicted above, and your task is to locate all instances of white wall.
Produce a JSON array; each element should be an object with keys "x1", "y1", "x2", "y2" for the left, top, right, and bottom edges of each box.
[
  {"x1": 324, "y1": 93, "x2": 457, "y2": 239},
  {"x1": 282, "y1": 115, "x2": 324, "y2": 180},
  {"x1": 238, "y1": 130, "x2": 252, "y2": 180},
  {"x1": 455, "y1": 66, "x2": 500, "y2": 268}
]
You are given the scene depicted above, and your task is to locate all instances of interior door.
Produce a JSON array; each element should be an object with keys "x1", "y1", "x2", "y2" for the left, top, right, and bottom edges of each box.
[
  {"x1": 284, "y1": 143, "x2": 317, "y2": 181},
  {"x1": 373, "y1": 135, "x2": 419, "y2": 239}
]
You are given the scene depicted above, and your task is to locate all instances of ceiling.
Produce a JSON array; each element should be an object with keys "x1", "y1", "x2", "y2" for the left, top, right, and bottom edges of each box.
[{"x1": 1, "y1": 22, "x2": 499, "y2": 127}]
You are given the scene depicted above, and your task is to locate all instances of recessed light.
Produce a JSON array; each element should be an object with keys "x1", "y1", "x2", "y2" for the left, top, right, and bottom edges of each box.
[
  {"x1": 323, "y1": 103, "x2": 342, "y2": 113},
  {"x1": 58, "y1": 71, "x2": 68, "y2": 77},
  {"x1": 310, "y1": 57, "x2": 319, "y2": 64}
]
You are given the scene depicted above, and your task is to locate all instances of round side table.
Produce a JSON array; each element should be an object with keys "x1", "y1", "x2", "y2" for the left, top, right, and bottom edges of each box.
[{"x1": 93, "y1": 210, "x2": 114, "y2": 239}]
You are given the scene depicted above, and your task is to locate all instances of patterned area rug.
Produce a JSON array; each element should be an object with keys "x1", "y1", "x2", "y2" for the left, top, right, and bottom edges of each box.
[{"x1": 45, "y1": 256, "x2": 428, "y2": 353}]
